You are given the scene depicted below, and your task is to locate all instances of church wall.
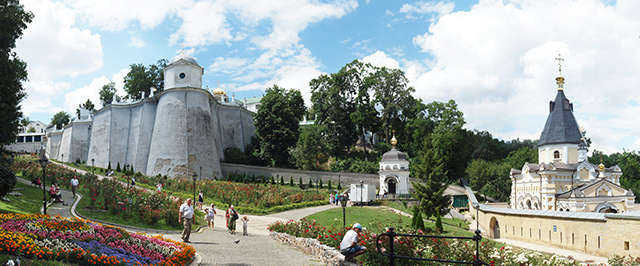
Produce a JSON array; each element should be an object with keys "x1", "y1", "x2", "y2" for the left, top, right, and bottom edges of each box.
[
  {"x1": 87, "y1": 107, "x2": 112, "y2": 169},
  {"x1": 185, "y1": 89, "x2": 221, "y2": 179}
]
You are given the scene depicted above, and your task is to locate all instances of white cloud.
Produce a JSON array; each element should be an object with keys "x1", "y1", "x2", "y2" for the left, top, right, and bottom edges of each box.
[
  {"x1": 405, "y1": 0, "x2": 640, "y2": 153},
  {"x1": 363, "y1": 51, "x2": 400, "y2": 70},
  {"x1": 66, "y1": 0, "x2": 182, "y2": 31},
  {"x1": 399, "y1": 1, "x2": 455, "y2": 18},
  {"x1": 128, "y1": 36, "x2": 146, "y2": 48},
  {"x1": 17, "y1": 0, "x2": 103, "y2": 80},
  {"x1": 169, "y1": 0, "x2": 232, "y2": 47},
  {"x1": 64, "y1": 76, "x2": 109, "y2": 114}
]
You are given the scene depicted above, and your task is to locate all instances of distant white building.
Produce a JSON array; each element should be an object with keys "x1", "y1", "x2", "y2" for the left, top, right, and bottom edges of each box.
[{"x1": 6, "y1": 121, "x2": 47, "y2": 153}]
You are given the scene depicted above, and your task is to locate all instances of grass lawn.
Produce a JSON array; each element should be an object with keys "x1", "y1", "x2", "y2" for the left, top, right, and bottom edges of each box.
[
  {"x1": 387, "y1": 201, "x2": 470, "y2": 230},
  {"x1": 0, "y1": 181, "x2": 46, "y2": 214}
]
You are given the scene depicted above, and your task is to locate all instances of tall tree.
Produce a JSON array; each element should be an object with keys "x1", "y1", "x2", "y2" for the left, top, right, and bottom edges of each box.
[
  {"x1": 310, "y1": 60, "x2": 364, "y2": 157},
  {"x1": 123, "y1": 59, "x2": 166, "y2": 100},
  {"x1": 370, "y1": 67, "x2": 415, "y2": 143},
  {"x1": 254, "y1": 85, "x2": 305, "y2": 167},
  {"x1": 289, "y1": 125, "x2": 329, "y2": 170},
  {"x1": 351, "y1": 83, "x2": 380, "y2": 159},
  {"x1": 411, "y1": 136, "x2": 450, "y2": 218},
  {"x1": 99, "y1": 82, "x2": 118, "y2": 106},
  {"x1": 0, "y1": 0, "x2": 33, "y2": 148},
  {"x1": 76, "y1": 99, "x2": 95, "y2": 117},
  {"x1": 51, "y1": 111, "x2": 70, "y2": 130}
]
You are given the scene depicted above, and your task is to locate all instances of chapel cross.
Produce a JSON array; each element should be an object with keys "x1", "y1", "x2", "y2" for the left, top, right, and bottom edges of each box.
[{"x1": 555, "y1": 54, "x2": 564, "y2": 73}]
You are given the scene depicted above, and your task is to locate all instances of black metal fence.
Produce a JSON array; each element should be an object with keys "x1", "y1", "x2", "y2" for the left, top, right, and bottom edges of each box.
[{"x1": 376, "y1": 227, "x2": 491, "y2": 266}]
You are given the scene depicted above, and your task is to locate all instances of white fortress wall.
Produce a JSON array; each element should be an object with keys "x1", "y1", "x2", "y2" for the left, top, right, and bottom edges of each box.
[
  {"x1": 218, "y1": 104, "x2": 255, "y2": 152},
  {"x1": 210, "y1": 102, "x2": 225, "y2": 161},
  {"x1": 68, "y1": 120, "x2": 91, "y2": 163},
  {"x1": 186, "y1": 88, "x2": 221, "y2": 179},
  {"x1": 131, "y1": 99, "x2": 157, "y2": 174},
  {"x1": 147, "y1": 89, "x2": 189, "y2": 178},
  {"x1": 58, "y1": 125, "x2": 73, "y2": 162},
  {"x1": 46, "y1": 131, "x2": 62, "y2": 160},
  {"x1": 108, "y1": 105, "x2": 135, "y2": 169},
  {"x1": 87, "y1": 107, "x2": 112, "y2": 169}
]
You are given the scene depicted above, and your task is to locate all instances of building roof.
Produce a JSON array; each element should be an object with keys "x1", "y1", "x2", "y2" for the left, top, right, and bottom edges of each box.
[
  {"x1": 538, "y1": 89, "x2": 583, "y2": 147},
  {"x1": 168, "y1": 53, "x2": 199, "y2": 66},
  {"x1": 380, "y1": 148, "x2": 407, "y2": 162}
]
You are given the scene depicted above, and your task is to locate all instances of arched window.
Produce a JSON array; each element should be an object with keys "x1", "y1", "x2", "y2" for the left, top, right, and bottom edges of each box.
[
  {"x1": 563, "y1": 99, "x2": 571, "y2": 110},
  {"x1": 553, "y1": 150, "x2": 560, "y2": 159}
]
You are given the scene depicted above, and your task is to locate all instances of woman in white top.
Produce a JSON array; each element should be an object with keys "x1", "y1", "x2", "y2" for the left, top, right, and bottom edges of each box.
[{"x1": 205, "y1": 203, "x2": 217, "y2": 229}]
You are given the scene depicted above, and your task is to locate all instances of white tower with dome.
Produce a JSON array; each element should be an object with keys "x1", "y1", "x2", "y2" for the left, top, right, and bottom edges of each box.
[{"x1": 378, "y1": 132, "x2": 410, "y2": 196}]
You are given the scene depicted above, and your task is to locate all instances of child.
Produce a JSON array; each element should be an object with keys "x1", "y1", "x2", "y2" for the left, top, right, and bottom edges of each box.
[
  {"x1": 241, "y1": 216, "x2": 249, "y2": 236},
  {"x1": 205, "y1": 203, "x2": 217, "y2": 230}
]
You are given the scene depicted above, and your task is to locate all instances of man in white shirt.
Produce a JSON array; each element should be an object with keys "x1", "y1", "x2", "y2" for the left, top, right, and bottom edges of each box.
[
  {"x1": 179, "y1": 198, "x2": 195, "y2": 243},
  {"x1": 70, "y1": 176, "x2": 79, "y2": 198},
  {"x1": 339, "y1": 223, "x2": 366, "y2": 262}
]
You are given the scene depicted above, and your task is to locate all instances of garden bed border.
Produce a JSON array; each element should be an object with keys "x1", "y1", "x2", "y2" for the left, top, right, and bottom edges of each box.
[{"x1": 269, "y1": 231, "x2": 350, "y2": 266}]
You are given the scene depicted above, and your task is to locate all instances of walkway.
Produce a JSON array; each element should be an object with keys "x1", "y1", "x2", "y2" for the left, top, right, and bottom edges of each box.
[{"x1": 17, "y1": 167, "x2": 336, "y2": 266}]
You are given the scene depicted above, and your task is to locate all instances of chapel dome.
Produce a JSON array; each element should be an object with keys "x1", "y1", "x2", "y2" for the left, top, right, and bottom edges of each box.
[
  {"x1": 381, "y1": 148, "x2": 407, "y2": 162},
  {"x1": 169, "y1": 53, "x2": 199, "y2": 66}
]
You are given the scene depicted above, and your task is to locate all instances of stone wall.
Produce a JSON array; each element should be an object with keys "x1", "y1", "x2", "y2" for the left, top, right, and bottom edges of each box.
[
  {"x1": 466, "y1": 180, "x2": 640, "y2": 258},
  {"x1": 270, "y1": 231, "x2": 347, "y2": 266},
  {"x1": 221, "y1": 163, "x2": 379, "y2": 188}
]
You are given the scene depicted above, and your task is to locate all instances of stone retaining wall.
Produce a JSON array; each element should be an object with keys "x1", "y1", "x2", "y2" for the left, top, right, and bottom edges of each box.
[{"x1": 269, "y1": 231, "x2": 348, "y2": 266}]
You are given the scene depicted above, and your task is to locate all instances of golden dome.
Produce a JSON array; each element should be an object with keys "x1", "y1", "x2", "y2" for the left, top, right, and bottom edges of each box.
[
  {"x1": 212, "y1": 87, "x2": 225, "y2": 95},
  {"x1": 599, "y1": 162, "x2": 605, "y2": 171}
]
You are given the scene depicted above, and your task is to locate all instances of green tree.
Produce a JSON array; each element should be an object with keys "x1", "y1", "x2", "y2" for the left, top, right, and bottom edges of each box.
[
  {"x1": 370, "y1": 67, "x2": 415, "y2": 143},
  {"x1": 0, "y1": 0, "x2": 32, "y2": 148},
  {"x1": 310, "y1": 61, "x2": 363, "y2": 157},
  {"x1": 411, "y1": 136, "x2": 450, "y2": 219},
  {"x1": 0, "y1": 154, "x2": 17, "y2": 199},
  {"x1": 351, "y1": 85, "x2": 380, "y2": 159},
  {"x1": 254, "y1": 85, "x2": 305, "y2": 167},
  {"x1": 99, "y1": 82, "x2": 119, "y2": 106},
  {"x1": 289, "y1": 176, "x2": 294, "y2": 186},
  {"x1": 76, "y1": 99, "x2": 95, "y2": 117},
  {"x1": 51, "y1": 111, "x2": 71, "y2": 130},
  {"x1": 223, "y1": 146, "x2": 247, "y2": 164},
  {"x1": 289, "y1": 125, "x2": 329, "y2": 170},
  {"x1": 27, "y1": 126, "x2": 35, "y2": 133},
  {"x1": 123, "y1": 59, "x2": 167, "y2": 100}
]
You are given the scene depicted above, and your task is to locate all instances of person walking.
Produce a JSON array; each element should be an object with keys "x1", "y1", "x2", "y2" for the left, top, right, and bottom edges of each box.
[
  {"x1": 225, "y1": 204, "x2": 231, "y2": 228},
  {"x1": 241, "y1": 216, "x2": 249, "y2": 236},
  {"x1": 205, "y1": 203, "x2": 217, "y2": 230},
  {"x1": 70, "y1": 176, "x2": 79, "y2": 198},
  {"x1": 340, "y1": 223, "x2": 366, "y2": 262},
  {"x1": 179, "y1": 198, "x2": 195, "y2": 243},
  {"x1": 227, "y1": 205, "x2": 238, "y2": 234},
  {"x1": 156, "y1": 183, "x2": 162, "y2": 193},
  {"x1": 197, "y1": 190, "x2": 204, "y2": 209}
]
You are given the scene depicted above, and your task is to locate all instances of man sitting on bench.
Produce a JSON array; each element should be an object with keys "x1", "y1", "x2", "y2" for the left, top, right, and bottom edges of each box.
[{"x1": 49, "y1": 183, "x2": 68, "y2": 206}]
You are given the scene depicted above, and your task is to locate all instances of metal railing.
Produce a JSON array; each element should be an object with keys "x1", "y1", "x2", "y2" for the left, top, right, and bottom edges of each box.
[{"x1": 375, "y1": 227, "x2": 490, "y2": 266}]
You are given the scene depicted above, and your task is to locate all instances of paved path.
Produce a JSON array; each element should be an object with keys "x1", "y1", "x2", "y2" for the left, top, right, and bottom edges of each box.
[{"x1": 17, "y1": 167, "x2": 335, "y2": 266}]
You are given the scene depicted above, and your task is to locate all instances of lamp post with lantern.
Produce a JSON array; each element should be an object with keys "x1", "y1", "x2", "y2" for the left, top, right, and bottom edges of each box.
[
  {"x1": 360, "y1": 180, "x2": 363, "y2": 208},
  {"x1": 39, "y1": 154, "x2": 49, "y2": 215},
  {"x1": 91, "y1": 158, "x2": 95, "y2": 177},
  {"x1": 340, "y1": 195, "x2": 347, "y2": 228},
  {"x1": 192, "y1": 173, "x2": 198, "y2": 204}
]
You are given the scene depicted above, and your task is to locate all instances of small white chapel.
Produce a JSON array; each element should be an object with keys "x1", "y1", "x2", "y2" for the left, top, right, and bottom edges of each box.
[{"x1": 378, "y1": 133, "x2": 410, "y2": 196}]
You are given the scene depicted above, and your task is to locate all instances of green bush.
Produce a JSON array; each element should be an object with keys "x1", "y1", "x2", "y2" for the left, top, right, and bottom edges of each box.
[
  {"x1": 116, "y1": 162, "x2": 121, "y2": 172},
  {"x1": 223, "y1": 146, "x2": 247, "y2": 164},
  {"x1": 435, "y1": 214, "x2": 443, "y2": 233},
  {"x1": 280, "y1": 176, "x2": 284, "y2": 185},
  {"x1": 107, "y1": 161, "x2": 111, "y2": 171},
  {"x1": 289, "y1": 176, "x2": 294, "y2": 186},
  {"x1": 327, "y1": 179, "x2": 332, "y2": 189},
  {"x1": 308, "y1": 178, "x2": 313, "y2": 188}
]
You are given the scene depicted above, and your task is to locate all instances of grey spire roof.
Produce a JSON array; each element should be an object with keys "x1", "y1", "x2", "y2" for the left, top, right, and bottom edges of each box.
[
  {"x1": 381, "y1": 148, "x2": 407, "y2": 162},
  {"x1": 538, "y1": 89, "x2": 583, "y2": 147}
]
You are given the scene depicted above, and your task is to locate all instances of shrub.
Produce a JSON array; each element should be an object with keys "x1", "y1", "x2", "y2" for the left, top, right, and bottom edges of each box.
[
  {"x1": 319, "y1": 179, "x2": 323, "y2": 188},
  {"x1": 224, "y1": 146, "x2": 247, "y2": 164},
  {"x1": 107, "y1": 161, "x2": 111, "y2": 171},
  {"x1": 116, "y1": 162, "x2": 121, "y2": 172},
  {"x1": 280, "y1": 176, "x2": 284, "y2": 185},
  {"x1": 289, "y1": 176, "x2": 294, "y2": 186},
  {"x1": 435, "y1": 214, "x2": 443, "y2": 233},
  {"x1": 308, "y1": 178, "x2": 313, "y2": 188},
  {"x1": 327, "y1": 179, "x2": 332, "y2": 189}
]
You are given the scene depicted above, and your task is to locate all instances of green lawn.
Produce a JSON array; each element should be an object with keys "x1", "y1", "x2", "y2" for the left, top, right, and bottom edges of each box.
[
  {"x1": 0, "y1": 182, "x2": 46, "y2": 214},
  {"x1": 387, "y1": 201, "x2": 470, "y2": 230},
  {"x1": 306, "y1": 206, "x2": 413, "y2": 230}
]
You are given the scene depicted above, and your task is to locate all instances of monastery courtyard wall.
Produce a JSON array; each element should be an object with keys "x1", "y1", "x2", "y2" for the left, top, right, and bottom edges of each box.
[{"x1": 466, "y1": 182, "x2": 640, "y2": 258}]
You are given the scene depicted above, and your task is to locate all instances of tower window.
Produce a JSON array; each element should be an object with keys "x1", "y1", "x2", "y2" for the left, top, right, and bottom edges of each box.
[
  {"x1": 554, "y1": 150, "x2": 560, "y2": 159},
  {"x1": 563, "y1": 99, "x2": 570, "y2": 110},
  {"x1": 179, "y1": 73, "x2": 186, "y2": 79}
]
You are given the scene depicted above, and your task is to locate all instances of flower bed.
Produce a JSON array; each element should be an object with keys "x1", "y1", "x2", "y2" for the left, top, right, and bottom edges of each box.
[
  {"x1": 269, "y1": 218, "x2": 609, "y2": 266},
  {"x1": 0, "y1": 213, "x2": 195, "y2": 266}
]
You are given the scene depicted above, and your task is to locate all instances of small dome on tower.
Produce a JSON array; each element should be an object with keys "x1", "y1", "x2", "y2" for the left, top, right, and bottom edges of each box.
[
  {"x1": 381, "y1": 148, "x2": 406, "y2": 162},
  {"x1": 169, "y1": 53, "x2": 199, "y2": 66}
]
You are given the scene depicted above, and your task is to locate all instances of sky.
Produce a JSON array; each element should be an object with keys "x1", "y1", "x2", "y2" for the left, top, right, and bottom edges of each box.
[{"x1": 13, "y1": 0, "x2": 640, "y2": 155}]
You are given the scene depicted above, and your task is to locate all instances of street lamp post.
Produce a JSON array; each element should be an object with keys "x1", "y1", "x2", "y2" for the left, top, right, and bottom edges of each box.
[
  {"x1": 340, "y1": 195, "x2": 347, "y2": 228},
  {"x1": 91, "y1": 158, "x2": 95, "y2": 177},
  {"x1": 39, "y1": 155, "x2": 49, "y2": 215},
  {"x1": 61, "y1": 154, "x2": 64, "y2": 164},
  {"x1": 199, "y1": 166, "x2": 202, "y2": 181},
  {"x1": 360, "y1": 180, "x2": 363, "y2": 208},
  {"x1": 338, "y1": 175, "x2": 341, "y2": 190},
  {"x1": 192, "y1": 173, "x2": 198, "y2": 204},
  {"x1": 125, "y1": 164, "x2": 130, "y2": 187}
]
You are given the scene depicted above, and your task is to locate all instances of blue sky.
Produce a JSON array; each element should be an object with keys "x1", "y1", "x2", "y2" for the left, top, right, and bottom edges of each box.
[{"x1": 14, "y1": 0, "x2": 640, "y2": 155}]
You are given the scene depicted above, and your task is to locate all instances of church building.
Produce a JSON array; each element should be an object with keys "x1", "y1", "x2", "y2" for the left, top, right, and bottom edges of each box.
[
  {"x1": 509, "y1": 56, "x2": 635, "y2": 213},
  {"x1": 378, "y1": 133, "x2": 410, "y2": 196}
]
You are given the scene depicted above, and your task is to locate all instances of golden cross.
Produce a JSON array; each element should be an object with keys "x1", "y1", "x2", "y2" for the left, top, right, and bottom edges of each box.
[
  {"x1": 555, "y1": 54, "x2": 564, "y2": 73},
  {"x1": 180, "y1": 43, "x2": 185, "y2": 55}
]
